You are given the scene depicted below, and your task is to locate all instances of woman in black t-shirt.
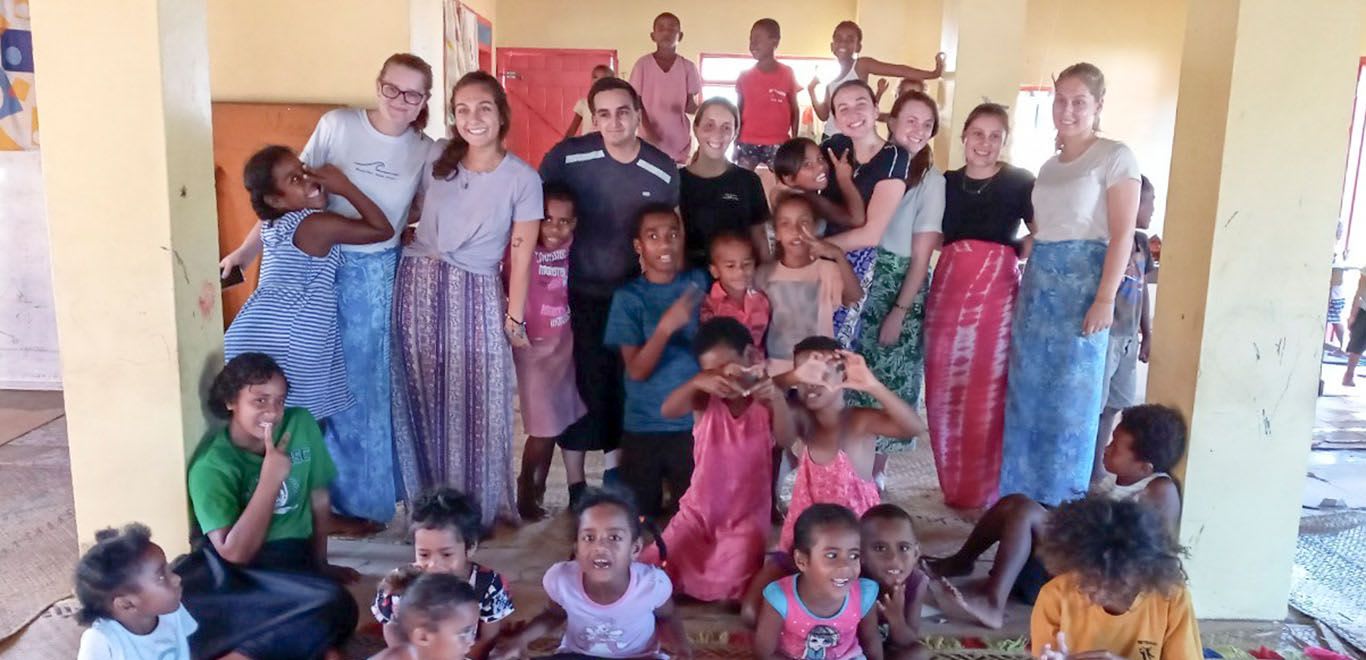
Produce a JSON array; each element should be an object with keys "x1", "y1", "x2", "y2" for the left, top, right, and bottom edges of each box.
[
  {"x1": 923, "y1": 103, "x2": 1035, "y2": 510},
  {"x1": 679, "y1": 98, "x2": 770, "y2": 268}
]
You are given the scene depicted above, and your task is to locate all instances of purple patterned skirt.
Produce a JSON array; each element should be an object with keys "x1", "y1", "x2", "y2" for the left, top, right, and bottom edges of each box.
[{"x1": 391, "y1": 256, "x2": 518, "y2": 528}]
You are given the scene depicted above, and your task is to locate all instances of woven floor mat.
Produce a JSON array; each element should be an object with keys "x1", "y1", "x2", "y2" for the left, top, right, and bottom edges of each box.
[{"x1": 1291, "y1": 511, "x2": 1366, "y2": 652}]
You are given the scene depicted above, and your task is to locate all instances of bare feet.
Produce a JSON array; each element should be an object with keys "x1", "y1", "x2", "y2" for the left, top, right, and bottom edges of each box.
[
  {"x1": 1344, "y1": 377, "x2": 1357, "y2": 387},
  {"x1": 928, "y1": 577, "x2": 1005, "y2": 629},
  {"x1": 922, "y1": 555, "x2": 974, "y2": 579},
  {"x1": 951, "y1": 579, "x2": 1006, "y2": 629}
]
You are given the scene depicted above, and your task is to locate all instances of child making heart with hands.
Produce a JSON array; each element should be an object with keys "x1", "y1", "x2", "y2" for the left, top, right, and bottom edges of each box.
[
  {"x1": 640, "y1": 318, "x2": 797, "y2": 603},
  {"x1": 741, "y1": 338, "x2": 925, "y2": 624}
]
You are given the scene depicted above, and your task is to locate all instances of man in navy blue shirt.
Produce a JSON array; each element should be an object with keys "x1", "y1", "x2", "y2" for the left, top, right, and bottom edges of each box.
[{"x1": 539, "y1": 77, "x2": 680, "y2": 506}]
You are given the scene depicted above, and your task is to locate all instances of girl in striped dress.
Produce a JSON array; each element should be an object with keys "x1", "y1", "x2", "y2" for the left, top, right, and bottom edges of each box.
[{"x1": 224, "y1": 146, "x2": 393, "y2": 426}]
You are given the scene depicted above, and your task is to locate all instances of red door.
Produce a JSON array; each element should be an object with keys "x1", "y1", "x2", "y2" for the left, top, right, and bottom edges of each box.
[{"x1": 497, "y1": 48, "x2": 616, "y2": 169}]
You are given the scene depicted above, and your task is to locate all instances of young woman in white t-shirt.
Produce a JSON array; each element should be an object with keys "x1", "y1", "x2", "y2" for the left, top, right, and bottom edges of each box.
[
  {"x1": 999, "y1": 62, "x2": 1142, "y2": 507},
  {"x1": 218, "y1": 54, "x2": 435, "y2": 531}
]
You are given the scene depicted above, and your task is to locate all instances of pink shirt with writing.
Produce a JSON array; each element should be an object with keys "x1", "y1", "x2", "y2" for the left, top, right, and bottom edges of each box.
[{"x1": 524, "y1": 241, "x2": 573, "y2": 341}]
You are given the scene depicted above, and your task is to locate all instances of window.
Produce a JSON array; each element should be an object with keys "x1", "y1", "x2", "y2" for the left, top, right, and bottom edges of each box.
[{"x1": 1009, "y1": 87, "x2": 1056, "y2": 175}]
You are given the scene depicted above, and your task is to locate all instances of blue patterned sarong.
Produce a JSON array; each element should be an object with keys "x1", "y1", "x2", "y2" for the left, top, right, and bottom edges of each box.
[{"x1": 1000, "y1": 240, "x2": 1109, "y2": 505}]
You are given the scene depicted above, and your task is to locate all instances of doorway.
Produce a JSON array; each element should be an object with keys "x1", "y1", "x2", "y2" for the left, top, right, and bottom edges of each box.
[{"x1": 496, "y1": 48, "x2": 616, "y2": 168}]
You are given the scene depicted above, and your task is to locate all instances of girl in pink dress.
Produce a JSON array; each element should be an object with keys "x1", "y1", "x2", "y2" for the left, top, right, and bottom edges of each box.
[
  {"x1": 754, "y1": 504, "x2": 883, "y2": 660},
  {"x1": 742, "y1": 336, "x2": 925, "y2": 625},
  {"x1": 510, "y1": 184, "x2": 588, "y2": 520},
  {"x1": 640, "y1": 317, "x2": 796, "y2": 602}
]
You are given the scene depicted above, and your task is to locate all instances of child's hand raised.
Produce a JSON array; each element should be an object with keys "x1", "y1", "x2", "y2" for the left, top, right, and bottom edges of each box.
[
  {"x1": 1038, "y1": 632, "x2": 1069, "y2": 660},
  {"x1": 836, "y1": 350, "x2": 881, "y2": 392},
  {"x1": 304, "y1": 164, "x2": 352, "y2": 194},
  {"x1": 808, "y1": 76, "x2": 820, "y2": 94},
  {"x1": 876, "y1": 581, "x2": 907, "y2": 625},
  {"x1": 259, "y1": 424, "x2": 293, "y2": 487},
  {"x1": 693, "y1": 370, "x2": 741, "y2": 399},
  {"x1": 658, "y1": 285, "x2": 701, "y2": 335},
  {"x1": 875, "y1": 78, "x2": 890, "y2": 97},
  {"x1": 799, "y1": 225, "x2": 842, "y2": 262},
  {"x1": 792, "y1": 352, "x2": 846, "y2": 391},
  {"x1": 826, "y1": 147, "x2": 855, "y2": 183},
  {"x1": 749, "y1": 377, "x2": 785, "y2": 406}
]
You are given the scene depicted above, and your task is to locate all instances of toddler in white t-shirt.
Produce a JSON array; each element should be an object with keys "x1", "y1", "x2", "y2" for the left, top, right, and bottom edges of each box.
[{"x1": 75, "y1": 524, "x2": 197, "y2": 660}]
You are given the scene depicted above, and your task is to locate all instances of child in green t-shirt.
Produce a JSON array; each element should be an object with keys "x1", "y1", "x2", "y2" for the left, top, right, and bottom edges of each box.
[
  {"x1": 189, "y1": 352, "x2": 356, "y2": 573},
  {"x1": 181, "y1": 352, "x2": 359, "y2": 659}
]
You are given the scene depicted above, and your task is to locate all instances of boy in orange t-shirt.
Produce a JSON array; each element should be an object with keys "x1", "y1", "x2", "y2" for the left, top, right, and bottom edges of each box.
[{"x1": 734, "y1": 18, "x2": 799, "y2": 171}]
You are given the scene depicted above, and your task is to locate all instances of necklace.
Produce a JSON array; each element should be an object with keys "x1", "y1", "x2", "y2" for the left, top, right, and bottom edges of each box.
[{"x1": 960, "y1": 172, "x2": 995, "y2": 195}]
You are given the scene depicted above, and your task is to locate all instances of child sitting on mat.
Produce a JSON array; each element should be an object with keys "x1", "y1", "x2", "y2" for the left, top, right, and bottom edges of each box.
[
  {"x1": 1032, "y1": 497, "x2": 1201, "y2": 660},
  {"x1": 925, "y1": 404, "x2": 1186, "y2": 629}
]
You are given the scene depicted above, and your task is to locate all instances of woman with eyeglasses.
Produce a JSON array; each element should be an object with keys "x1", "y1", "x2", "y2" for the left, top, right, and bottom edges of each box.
[{"x1": 219, "y1": 53, "x2": 435, "y2": 532}]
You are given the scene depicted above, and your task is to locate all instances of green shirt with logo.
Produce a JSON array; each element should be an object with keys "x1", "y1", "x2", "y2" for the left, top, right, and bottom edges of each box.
[{"x1": 187, "y1": 407, "x2": 336, "y2": 543}]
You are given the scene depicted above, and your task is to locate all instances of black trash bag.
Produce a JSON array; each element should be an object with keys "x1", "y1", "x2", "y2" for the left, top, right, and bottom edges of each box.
[{"x1": 173, "y1": 539, "x2": 358, "y2": 660}]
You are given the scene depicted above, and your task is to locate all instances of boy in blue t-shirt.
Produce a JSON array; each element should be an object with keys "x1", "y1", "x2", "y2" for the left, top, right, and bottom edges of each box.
[{"x1": 604, "y1": 203, "x2": 708, "y2": 519}]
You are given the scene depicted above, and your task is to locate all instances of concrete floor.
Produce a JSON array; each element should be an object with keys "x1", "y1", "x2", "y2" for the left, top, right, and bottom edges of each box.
[{"x1": 2, "y1": 363, "x2": 1365, "y2": 658}]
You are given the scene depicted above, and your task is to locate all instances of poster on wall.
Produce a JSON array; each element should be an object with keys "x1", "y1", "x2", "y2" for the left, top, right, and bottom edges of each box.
[{"x1": 0, "y1": 0, "x2": 36, "y2": 150}]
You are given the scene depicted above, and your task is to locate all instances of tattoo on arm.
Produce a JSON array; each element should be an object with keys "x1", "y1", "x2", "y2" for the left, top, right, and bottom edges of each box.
[{"x1": 512, "y1": 237, "x2": 524, "y2": 248}]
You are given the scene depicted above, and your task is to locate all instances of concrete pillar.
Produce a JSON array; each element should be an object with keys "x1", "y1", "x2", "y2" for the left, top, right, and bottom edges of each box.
[
  {"x1": 410, "y1": 0, "x2": 449, "y2": 141},
  {"x1": 933, "y1": 0, "x2": 1027, "y2": 170},
  {"x1": 1149, "y1": 0, "x2": 1360, "y2": 619},
  {"x1": 30, "y1": 0, "x2": 222, "y2": 553}
]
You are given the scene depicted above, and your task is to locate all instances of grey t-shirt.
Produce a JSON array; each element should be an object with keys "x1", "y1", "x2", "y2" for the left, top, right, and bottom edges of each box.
[{"x1": 406, "y1": 145, "x2": 544, "y2": 275}]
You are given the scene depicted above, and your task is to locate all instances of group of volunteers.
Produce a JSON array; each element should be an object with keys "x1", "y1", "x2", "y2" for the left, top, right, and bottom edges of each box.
[{"x1": 70, "y1": 11, "x2": 1189, "y2": 660}]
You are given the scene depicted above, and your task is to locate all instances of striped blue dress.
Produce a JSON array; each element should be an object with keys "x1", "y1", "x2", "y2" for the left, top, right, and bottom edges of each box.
[{"x1": 224, "y1": 209, "x2": 353, "y2": 420}]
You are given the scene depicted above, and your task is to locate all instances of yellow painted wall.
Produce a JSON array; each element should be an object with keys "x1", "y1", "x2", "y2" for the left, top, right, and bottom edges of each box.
[
  {"x1": 1018, "y1": 0, "x2": 1187, "y2": 231},
  {"x1": 496, "y1": 0, "x2": 857, "y2": 70},
  {"x1": 206, "y1": 0, "x2": 412, "y2": 105}
]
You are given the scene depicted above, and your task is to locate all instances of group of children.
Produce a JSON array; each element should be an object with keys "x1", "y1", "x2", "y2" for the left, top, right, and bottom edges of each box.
[
  {"x1": 75, "y1": 423, "x2": 1197, "y2": 660},
  {"x1": 574, "y1": 14, "x2": 944, "y2": 169},
  {"x1": 65, "y1": 12, "x2": 1205, "y2": 660}
]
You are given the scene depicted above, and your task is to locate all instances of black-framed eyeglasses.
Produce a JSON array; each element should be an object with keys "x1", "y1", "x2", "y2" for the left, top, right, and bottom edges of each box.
[{"x1": 379, "y1": 81, "x2": 428, "y2": 106}]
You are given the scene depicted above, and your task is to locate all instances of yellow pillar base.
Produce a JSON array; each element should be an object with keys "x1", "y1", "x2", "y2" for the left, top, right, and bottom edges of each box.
[
  {"x1": 1150, "y1": 0, "x2": 1360, "y2": 619},
  {"x1": 31, "y1": 0, "x2": 222, "y2": 554}
]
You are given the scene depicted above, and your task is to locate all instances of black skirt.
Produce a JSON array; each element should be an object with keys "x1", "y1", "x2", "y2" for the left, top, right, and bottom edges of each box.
[{"x1": 175, "y1": 539, "x2": 358, "y2": 660}]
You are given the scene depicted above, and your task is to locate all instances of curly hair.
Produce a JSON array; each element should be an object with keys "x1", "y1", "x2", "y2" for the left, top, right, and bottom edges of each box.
[
  {"x1": 1039, "y1": 497, "x2": 1187, "y2": 601},
  {"x1": 207, "y1": 352, "x2": 287, "y2": 419},
  {"x1": 242, "y1": 145, "x2": 295, "y2": 220},
  {"x1": 379, "y1": 563, "x2": 424, "y2": 598},
  {"x1": 410, "y1": 487, "x2": 483, "y2": 546},
  {"x1": 1116, "y1": 404, "x2": 1188, "y2": 473},
  {"x1": 74, "y1": 523, "x2": 155, "y2": 626},
  {"x1": 397, "y1": 572, "x2": 479, "y2": 637},
  {"x1": 792, "y1": 503, "x2": 860, "y2": 556}
]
